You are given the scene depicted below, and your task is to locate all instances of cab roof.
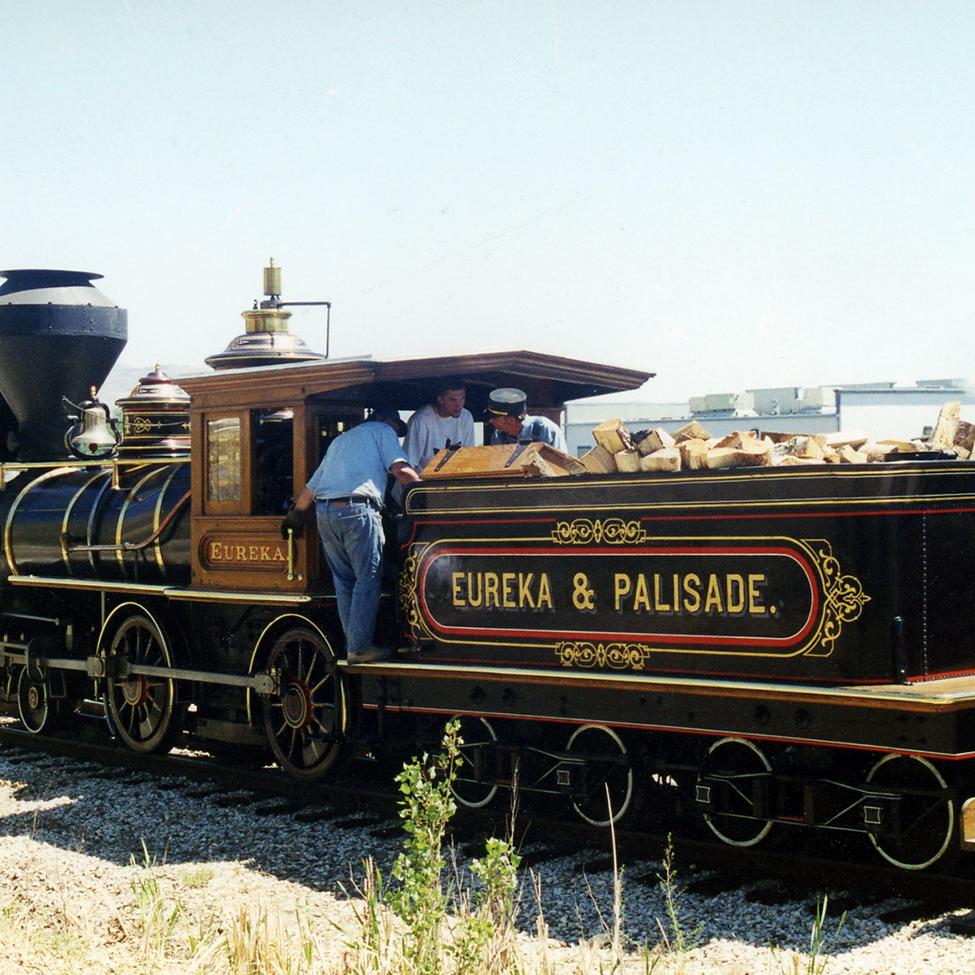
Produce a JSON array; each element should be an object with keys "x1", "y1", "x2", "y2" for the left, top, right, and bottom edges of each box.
[{"x1": 176, "y1": 350, "x2": 653, "y2": 413}]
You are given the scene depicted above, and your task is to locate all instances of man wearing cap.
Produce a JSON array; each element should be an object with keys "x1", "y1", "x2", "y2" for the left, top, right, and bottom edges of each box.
[
  {"x1": 282, "y1": 407, "x2": 421, "y2": 663},
  {"x1": 402, "y1": 377, "x2": 476, "y2": 472},
  {"x1": 484, "y1": 387, "x2": 567, "y2": 452}
]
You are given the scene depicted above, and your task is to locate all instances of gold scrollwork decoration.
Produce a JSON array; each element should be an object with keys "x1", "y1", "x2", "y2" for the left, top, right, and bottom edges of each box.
[
  {"x1": 397, "y1": 551, "x2": 423, "y2": 637},
  {"x1": 803, "y1": 540, "x2": 871, "y2": 657},
  {"x1": 552, "y1": 518, "x2": 648, "y2": 546},
  {"x1": 556, "y1": 640, "x2": 652, "y2": 671}
]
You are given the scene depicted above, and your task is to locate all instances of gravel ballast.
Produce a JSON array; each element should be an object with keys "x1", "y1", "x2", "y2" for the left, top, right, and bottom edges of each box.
[{"x1": 1, "y1": 746, "x2": 974, "y2": 974}]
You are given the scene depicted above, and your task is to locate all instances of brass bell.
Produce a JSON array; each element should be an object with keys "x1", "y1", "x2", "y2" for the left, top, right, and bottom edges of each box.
[{"x1": 63, "y1": 387, "x2": 119, "y2": 459}]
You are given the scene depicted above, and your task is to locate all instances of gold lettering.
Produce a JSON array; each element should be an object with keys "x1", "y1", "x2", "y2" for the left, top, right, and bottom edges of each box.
[
  {"x1": 452, "y1": 572, "x2": 465, "y2": 607},
  {"x1": 518, "y1": 573, "x2": 536, "y2": 609},
  {"x1": 614, "y1": 574, "x2": 632, "y2": 610},
  {"x1": 502, "y1": 572, "x2": 517, "y2": 608},
  {"x1": 634, "y1": 574, "x2": 652, "y2": 612},
  {"x1": 653, "y1": 573, "x2": 671, "y2": 612},
  {"x1": 683, "y1": 574, "x2": 702, "y2": 613},
  {"x1": 272, "y1": 546, "x2": 286, "y2": 561},
  {"x1": 704, "y1": 574, "x2": 724, "y2": 613},
  {"x1": 235, "y1": 545, "x2": 246, "y2": 560},
  {"x1": 484, "y1": 573, "x2": 500, "y2": 608},
  {"x1": 726, "y1": 574, "x2": 745, "y2": 614},
  {"x1": 749, "y1": 574, "x2": 766, "y2": 614},
  {"x1": 467, "y1": 572, "x2": 483, "y2": 608},
  {"x1": 537, "y1": 573, "x2": 553, "y2": 610},
  {"x1": 260, "y1": 546, "x2": 270, "y2": 560},
  {"x1": 208, "y1": 541, "x2": 222, "y2": 562}
]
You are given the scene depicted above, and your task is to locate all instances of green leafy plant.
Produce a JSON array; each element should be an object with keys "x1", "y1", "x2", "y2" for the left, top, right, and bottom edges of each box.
[{"x1": 386, "y1": 718, "x2": 464, "y2": 975}]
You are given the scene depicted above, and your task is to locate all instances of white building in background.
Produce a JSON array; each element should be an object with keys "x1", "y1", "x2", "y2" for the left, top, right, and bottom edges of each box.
[
  {"x1": 835, "y1": 380, "x2": 975, "y2": 441},
  {"x1": 565, "y1": 379, "x2": 972, "y2": 457}
]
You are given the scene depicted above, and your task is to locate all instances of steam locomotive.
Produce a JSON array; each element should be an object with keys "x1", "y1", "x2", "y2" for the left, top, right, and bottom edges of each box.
[{"x1": 2, "y1": 263, "x2": 975, "y2": 873}]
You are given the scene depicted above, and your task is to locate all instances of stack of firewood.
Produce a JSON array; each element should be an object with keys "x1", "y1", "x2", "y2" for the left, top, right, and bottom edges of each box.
[{"x1": 580, "y1": 402, "x2": 975, "y2": 474}]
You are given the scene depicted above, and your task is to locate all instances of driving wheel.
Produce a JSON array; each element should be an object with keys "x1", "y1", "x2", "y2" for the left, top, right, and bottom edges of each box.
[
  {"x1": 16, "y1": 666, "x2": 60, "y2": 735},
  {"x1": 262, "y1": 626, "x2": 347, "y2": 780},
  {"x1": 104, "y1": 611, "x2": 185, "y2": 754}
]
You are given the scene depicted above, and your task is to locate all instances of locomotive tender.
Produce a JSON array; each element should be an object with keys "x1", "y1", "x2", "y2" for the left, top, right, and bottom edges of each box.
[{"x1": 2, "y1": 264, "x2": 975, "y2": 872}]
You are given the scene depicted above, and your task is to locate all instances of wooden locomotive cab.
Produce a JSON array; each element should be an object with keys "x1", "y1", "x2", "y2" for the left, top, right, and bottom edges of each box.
[{"x1": 177, "y1": 351, "x2": 646, "y2": 599}]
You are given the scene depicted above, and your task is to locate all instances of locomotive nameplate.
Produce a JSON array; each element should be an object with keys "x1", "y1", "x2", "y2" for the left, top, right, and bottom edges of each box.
[
  {"x1": 200, "y1": 532, "x2": 289, "y2": 570},
  {"x1": 403, "y1": 534, "x2": 870, "y2": 666}
]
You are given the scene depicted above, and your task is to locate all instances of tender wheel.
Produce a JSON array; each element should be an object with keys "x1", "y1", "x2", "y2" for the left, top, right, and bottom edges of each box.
[
  {"x1": 104, "y1": 612, "x2": 185, "y2": 754},
  {"x1": 701, "y1": 737, "x2": 773, "y2": 848},
  {"x1": 450, "y1": 716, "x2": 499, "y2": 809},
  {"x1": 566, "y1": 724, "x2": 633, "y2": 826},
  {"x1": 865, "y1": 754, "x2": 955, "y2": 871},
  {"x1": 16, "y1": 666, "x2": 60, "y2": 735},
  {"x1": 262, "y1": 626, "x2": 347, "y2": 781}
]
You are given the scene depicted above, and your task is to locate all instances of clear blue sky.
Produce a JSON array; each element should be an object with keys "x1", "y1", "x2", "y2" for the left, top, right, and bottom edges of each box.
[{"x1": 4, "y1": 1, "x2": 975, "y2": 401}]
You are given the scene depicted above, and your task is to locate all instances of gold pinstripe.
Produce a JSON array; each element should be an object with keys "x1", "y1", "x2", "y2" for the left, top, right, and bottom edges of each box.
[
  {"x1": 59, "y1": 469, "x2": 111, "y2": 573},
  {"x1": 151, "y1": 464, "x2": 183, "y2": 576},
  {"x1": 115, "y1": 466, "x2": 167, "y2": 576},
  {"x1": 4, "y1": 467, "x2": 75, "y2": 576}
]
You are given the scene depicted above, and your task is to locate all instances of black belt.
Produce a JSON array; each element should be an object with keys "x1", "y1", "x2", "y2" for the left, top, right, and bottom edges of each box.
[{"x1": 319, "y1": 495, "x2": 381, "y2": 511}]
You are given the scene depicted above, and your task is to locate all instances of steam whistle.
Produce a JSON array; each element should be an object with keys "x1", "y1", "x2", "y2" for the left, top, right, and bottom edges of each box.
[
  {"x1": 63, "y1": 387, "x2": 120, "y2": 459},
  {"x1": 204, "y1": 258, "x2": 331, "y2": 370}
]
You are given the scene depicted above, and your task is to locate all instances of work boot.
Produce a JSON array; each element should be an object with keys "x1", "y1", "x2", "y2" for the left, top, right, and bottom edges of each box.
[{"x1": 346, "y1": 646, "x2": 393, "y2": 664}]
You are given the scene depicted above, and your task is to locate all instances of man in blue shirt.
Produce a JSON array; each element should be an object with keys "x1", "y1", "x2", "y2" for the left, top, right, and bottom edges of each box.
[
  {"x1": 484, "y1": 387, "x2": 567, "y2": 452},
  {"x1": 283, "y1": 407, "x2": 421, "y2": 662}
]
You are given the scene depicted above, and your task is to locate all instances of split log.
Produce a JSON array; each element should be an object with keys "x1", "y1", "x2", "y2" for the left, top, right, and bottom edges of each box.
[
  {"x1": 929, "y1": 401, "x2": 960, "y2": 451},
  {"x1": 592, "y1": 419, "x2": 633, "y2": 454},
  {"x1": 825, "y1": 430, "x2": 869, "y2": 450},
  {"x1": 878, "y1": 439, "x2": 915, "y2": 452},
  {"x1": 677, "y1": 438, "x2": 710, "y2": 469},
  {"x1": 774, "y1": 455, "x2": 824, "y2": 466},
  {"x1": 711, "y1": 430, "x2": 759, "y2": 450},
  {"x1": 838, "y1": 444, "x2": 867, "y2": 464},
  {"x1": 861, "y1": 442, "x2": 898, "y2": 462},
  {"x1": 580, "y1": 444, "x2": 617, "y2": 473},
  {"x1": 954, "y1": 419, "x2": 975, "y2": 454},
  {"x1": 706, "y1": 443, "x2": 773, "y2": 469},
  {"x1": 636, "y1": 427, "x2": 676, "y2": 456},
  {"x1": 640, "y1": 447, "x2": 681, "y2": 472},
  {"x1": 614, "y1": 449, "x2": 641, "y2": 473},
  {"x1": 673, "y1": 420, "x2": 712, "y2": 443}
]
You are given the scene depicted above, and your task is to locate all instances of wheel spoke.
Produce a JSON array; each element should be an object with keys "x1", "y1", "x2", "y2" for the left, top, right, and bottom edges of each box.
[
  {"x1": 105, "y1": 612, "x2": 182, "y2": 755},
  {"x1": 262, "y1": 627, "x2": 346, "y2": 780},
  {"x1": 702, "y1": 738, "x2": 772, "y2": 848},
  {"x1": 866, "y1": 754, "x2": 954, "y2": 870},
  {"x1": 310, "y1": 674, "x2": 332, "y2": 696}
]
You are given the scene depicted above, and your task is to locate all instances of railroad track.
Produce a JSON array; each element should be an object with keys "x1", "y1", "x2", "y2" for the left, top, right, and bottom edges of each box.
[{"x1": 2, "y1": 717, "x2": 974, "y2": 929}]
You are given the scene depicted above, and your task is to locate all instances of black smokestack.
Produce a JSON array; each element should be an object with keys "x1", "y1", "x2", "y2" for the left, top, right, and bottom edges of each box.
[{"x1": 0, "y1": 269, "x2": 128, "y2": 459}]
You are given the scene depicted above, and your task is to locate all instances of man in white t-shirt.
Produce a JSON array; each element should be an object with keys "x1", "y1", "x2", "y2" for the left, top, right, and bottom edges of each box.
[{"x1": 403, "y1": 378, "x2": 476, "y2": 472}]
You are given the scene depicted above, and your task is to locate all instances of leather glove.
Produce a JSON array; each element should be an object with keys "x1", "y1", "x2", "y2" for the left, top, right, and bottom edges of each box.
[{"x1": 281, "y1": 506, "x2": 305, "y2": 539}]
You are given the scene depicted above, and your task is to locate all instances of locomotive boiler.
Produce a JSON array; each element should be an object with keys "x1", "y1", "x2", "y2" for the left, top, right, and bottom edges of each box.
[{"x1": 3, "y1": 261, "x2": 975, "y2": 874}]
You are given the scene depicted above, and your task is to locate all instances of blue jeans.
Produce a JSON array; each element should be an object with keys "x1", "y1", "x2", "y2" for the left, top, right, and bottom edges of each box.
[{"x1": 316, "y1": 500, "x2": 385, "y2": 652}]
